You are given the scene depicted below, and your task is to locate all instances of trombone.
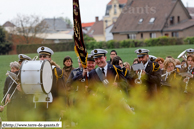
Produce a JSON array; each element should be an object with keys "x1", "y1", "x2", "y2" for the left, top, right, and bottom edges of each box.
[{"x1": 1, "y1": 71, "x2": 19, "y2": 106}]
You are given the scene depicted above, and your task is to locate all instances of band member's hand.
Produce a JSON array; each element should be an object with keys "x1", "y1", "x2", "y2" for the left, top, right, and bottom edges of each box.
[
  {"x1": 82, "y1": 68, "x2": 87, "y2": 77},
  {"x1": 141, "y1": 70, "x2": 146, "y2": 76},
  {"x1": 188, "y1": 74, "x2": 194, "y2": 78},
  {"x1": 5, "y1": 94, "x2": 11, "y2": 104},
  {"x1": 113, "y1": 82, "x2": 118, "y2": 87},
  {"x1": 0, "y1": 106, "x2": 4, "y2": 112},
  {"x1": 16, "y1": 83, "x2": 22, "y2": 92},
  {"x1": 184, "y1": 78, "x2": 189, "y2": 83}
]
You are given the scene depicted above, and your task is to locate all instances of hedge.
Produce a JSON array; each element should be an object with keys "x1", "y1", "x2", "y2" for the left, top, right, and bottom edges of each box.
[
  {"x1": 16, "y1": 36, "x2": 191, "y2": 54},
  {"x1": 17, "y1": 42, "x2": 74, "y2": 54},
  {"x1": 184, "y1": 37, "x2": 194, "y2": 44}
]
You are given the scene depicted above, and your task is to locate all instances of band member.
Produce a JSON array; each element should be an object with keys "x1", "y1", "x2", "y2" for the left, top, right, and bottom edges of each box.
[
  {"x1": 88, "y1": 49, "x2": 128, "y2": 94},
  {"x1": 112, "y1": 56, "x2": 132, "y2": 91},
  {"x1": 66, "y1": 58, "x2": 83, "y2": 91},
  {"x1": 37, "y1": 46, "x2": 64, "y2": 99},
  {"x1": 63, "y1": 56, "x2": 75, "y2": 85},
  {"x1": 161, "y1": 58, "x2": 180, "y2": 89},
  {"x1": 107, "y1": 50, "x2": 117, "y2": 64},
  {"x1": 72, "y1": 54, "x2": 96, "y2": 92},
  {"x1": 5, "y1": 61, "x2": 23, "y2": 121},
  {"x1": 18, "y1": 54, "x2": 31, "y2": 65},
  {"x1": 37, "y1": 46, "x2": 64, "y2": 120},
  {"x1": 183, "y1": 54, "x2": 194, "y2": 94},
  {"x1": 186, "y1": 48, "x2": 194, "y2": 55},
  {"x1": 149, "y1": 55, "x2": 157, "y2": 61},
  {"x1": 134, "y1": 48, "x2": 161, "y2": 95},
  {"x1": 155, "y1": 57, "x2": 164, "y2": 70},
  {"x1": 123, "y1": 62, "x2": 131, "y2": 71}
]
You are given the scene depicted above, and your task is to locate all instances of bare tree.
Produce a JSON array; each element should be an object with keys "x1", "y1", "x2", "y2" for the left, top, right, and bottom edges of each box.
[{"x1": 10, "y1": 14, "x2": 48, "y2": 44}]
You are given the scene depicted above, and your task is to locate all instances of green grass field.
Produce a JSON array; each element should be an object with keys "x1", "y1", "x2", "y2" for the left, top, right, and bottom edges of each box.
[{"x1": 0, "y1": 44, "x2": 194, "y2": 121}]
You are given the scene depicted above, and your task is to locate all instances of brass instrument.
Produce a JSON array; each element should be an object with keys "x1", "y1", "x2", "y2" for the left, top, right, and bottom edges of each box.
[
  {"x1": 184, "y1": 65, "x2": 191, "y2": 93},
  {"x1": 135, "y1": 69, "x2": 142, "y2": 84},
  {"x1": 161, "y1": 69, "x2": 177, "y2": 77},
  {"x1": 132, "y1": 62, "x2": 144, "y2": 84},
  {"x1": 177, "y1": 50, "x2": 187, "y2": 61},
  {"x1": 1, "y1": 71, "x2": 19, "y2": 106}
]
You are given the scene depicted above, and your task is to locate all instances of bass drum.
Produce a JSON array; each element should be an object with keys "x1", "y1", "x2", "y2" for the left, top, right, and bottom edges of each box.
[{"x1": 20, "y1": 60, "x2": 53, "y2": 94}]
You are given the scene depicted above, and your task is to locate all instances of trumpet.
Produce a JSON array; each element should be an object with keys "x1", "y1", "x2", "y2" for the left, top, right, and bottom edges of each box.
[{"x1": 135, "y1": 69, "x2": 142, "y2": 84}]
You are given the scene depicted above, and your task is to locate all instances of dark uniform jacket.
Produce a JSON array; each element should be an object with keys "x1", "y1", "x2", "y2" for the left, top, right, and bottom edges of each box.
[
  {"x1": 144, "y1": 61, "x2": 161, "y2": 94},
  {"x1": 52, "y1": 66, "x2": 64, "y2": 99},
  {"x1": 88, "y1": 64, "x2": 128, "y2": 94},
  {"x1": 66, "y1": 68, "x2": 82, "y2": 91}
]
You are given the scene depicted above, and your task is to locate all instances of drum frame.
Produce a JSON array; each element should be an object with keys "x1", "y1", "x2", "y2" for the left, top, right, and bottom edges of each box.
[{"x1": 20, "y1": 60, "x2": 53, "y2": 94}]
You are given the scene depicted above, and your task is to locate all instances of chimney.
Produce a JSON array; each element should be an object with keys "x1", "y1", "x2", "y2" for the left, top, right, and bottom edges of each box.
[{"x1": 95, "y1": 16, "x2": 99, "y2": 22}]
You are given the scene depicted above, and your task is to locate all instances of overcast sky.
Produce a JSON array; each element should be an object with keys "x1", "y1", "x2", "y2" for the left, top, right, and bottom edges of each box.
[{"x1": 0, "y1": 0, "x2": 193, "y2": 25}]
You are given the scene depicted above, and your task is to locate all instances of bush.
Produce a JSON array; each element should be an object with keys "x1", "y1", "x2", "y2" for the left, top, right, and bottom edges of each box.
[{"x1": 184, "y1": 37, "x2": 194, "y2": 44}]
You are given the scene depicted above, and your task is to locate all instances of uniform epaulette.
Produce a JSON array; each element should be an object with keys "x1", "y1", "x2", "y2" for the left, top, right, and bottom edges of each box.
[
  {"x1": 54, "y1": 67, "x2": 63, "y2": 81},
  {"x1": 152, "y1": 62, "x2": 160, "y2": 72},
  {"x1": 124, "y1": 69, "x2": 128, "y2": 77},
  {"x1": 176, "y1": 68, "x2": 180, "y2": 73},
  {"x1": 113, "y1": 65, "x2": 120, "y2": 79}
]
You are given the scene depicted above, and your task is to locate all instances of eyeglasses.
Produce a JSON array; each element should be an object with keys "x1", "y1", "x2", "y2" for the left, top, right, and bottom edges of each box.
[{"x1": 39, "y1": 55, "x2": 48, "y2": 58}]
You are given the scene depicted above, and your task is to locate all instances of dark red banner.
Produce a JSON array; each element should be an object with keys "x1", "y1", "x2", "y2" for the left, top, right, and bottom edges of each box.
[{"x1": 73, "y1": 0, "x2": 87, "y2": 68}]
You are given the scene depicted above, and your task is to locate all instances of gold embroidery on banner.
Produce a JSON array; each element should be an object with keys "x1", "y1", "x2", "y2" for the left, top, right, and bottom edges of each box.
[
  {"x1": 75, "y1": 41, "x2": 84, "y2": 51},
  {"x1": 74, "y1": 20, "x2": 81, "y2": 40},
  {"x1": 73, "y1": 2, "x2": 79, "y2": 16}
]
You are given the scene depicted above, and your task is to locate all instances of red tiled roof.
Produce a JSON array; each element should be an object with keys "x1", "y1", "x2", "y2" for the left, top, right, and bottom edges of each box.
[
  {"x1": 108, "y1": 0, "x2": 128, "y2": 5},
  {"x1": 82, "y1": 22, "x2": 95, "y2": 27}
]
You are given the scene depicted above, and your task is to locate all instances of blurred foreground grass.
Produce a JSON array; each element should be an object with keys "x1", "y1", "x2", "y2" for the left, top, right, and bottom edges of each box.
[{"x1": 0, "y1": 44, "x2": 194, "y2": 128}]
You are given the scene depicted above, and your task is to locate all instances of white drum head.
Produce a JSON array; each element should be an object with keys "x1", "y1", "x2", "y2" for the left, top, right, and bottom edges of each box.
[{"x1": 41, "y1": 61, "x2": 53, "y2": 94}]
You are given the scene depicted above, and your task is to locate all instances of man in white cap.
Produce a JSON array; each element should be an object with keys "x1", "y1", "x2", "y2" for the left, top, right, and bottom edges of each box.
[
  {"x1": 18, "y1": 54, "x2": 31, "y2": 65},
  {"x1": 37, "y1": 46, "x2": 64, "y2": 120},
  {"x1": 88, "y1": 49, "x2": 128, "y2": 94},
  {"x1": 134, "y1": 48, "x2": 161, "y2": 95}
]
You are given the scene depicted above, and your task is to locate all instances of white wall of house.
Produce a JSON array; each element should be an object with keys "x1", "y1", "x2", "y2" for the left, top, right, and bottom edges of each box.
[{"x1": 106, "y1": 24, "x2": 114, "y2": 41}]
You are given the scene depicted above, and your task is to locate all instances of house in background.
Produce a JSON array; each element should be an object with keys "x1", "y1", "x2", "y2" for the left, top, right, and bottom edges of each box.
[
  {"x1": 103, "y1": 0, "x2": 128, "y2": 41},
  {"x1": 82, "y1": 22, "x2": 95, "y2": 32},
  {"x1": 106, "y1": 24, "x2": 114, "y2": 41},
  {"x1": 187, "y1": 7, "x2": 194, "y2": 19},
  {"x1": 111, "y1": 0, "x2": 194, "y2": 40},
  {"x1": 42, "y1": 18, "x2": 72, "y2": 33},
  {"x1": 87, "y1": 17, "x2": 104, "y2": 41},
  {"x1": 2, "y1": 21, "x2": 16, "y2": 32}
]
